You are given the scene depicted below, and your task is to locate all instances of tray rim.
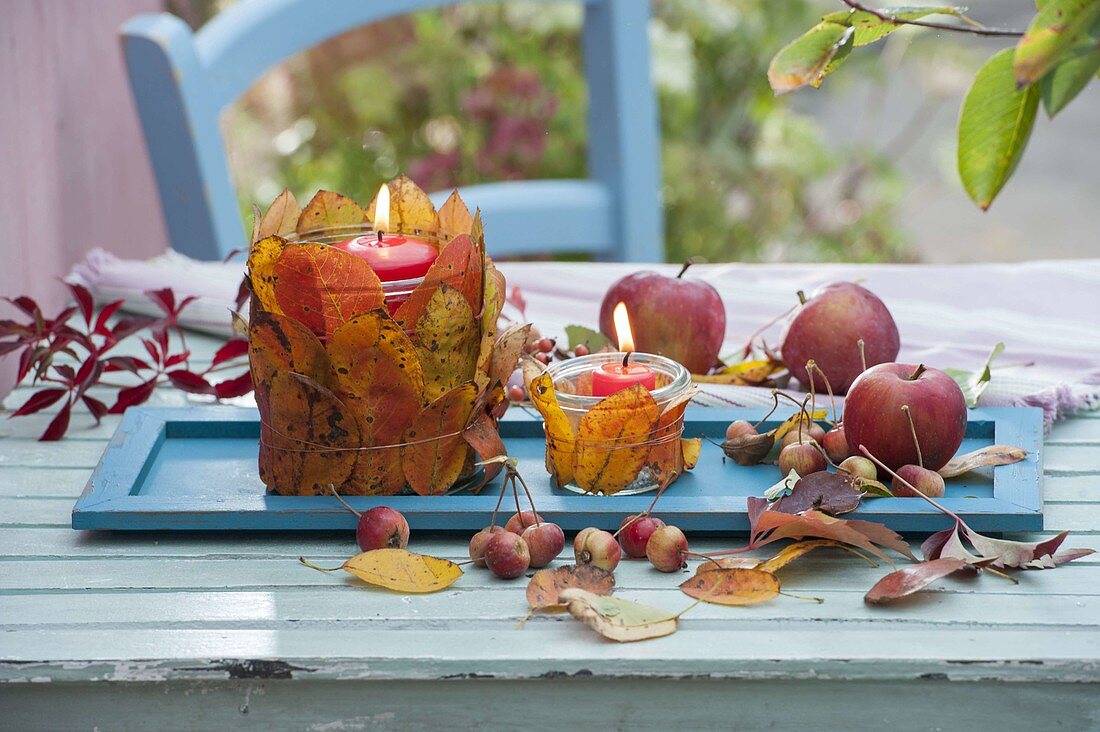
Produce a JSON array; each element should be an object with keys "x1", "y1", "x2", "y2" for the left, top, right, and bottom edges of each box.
[{"x1": 71, "y1": 405, "x2": 1044, "y2": 533}]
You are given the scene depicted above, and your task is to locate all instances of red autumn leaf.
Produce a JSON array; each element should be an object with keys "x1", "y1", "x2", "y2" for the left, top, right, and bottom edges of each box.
[
  {"x1": 10, "y1": 388, "x2": 68, "y2": 417},
  {"x1": 5, "y1": 295, "x2": 41, "y2": 320},
  {"x1": 146, "y1": 287, "x2": 175, "y2": 315},
  {"x1": 272, "y1": 244, "x2": 385, "y2": 341},
  {"x1": 109, "y1": 316, "x2": 156, "y2": 342},
  {"x1": 211, "y1": 338, "x2": 249, "y2": 367},
  {"x1": 40, "y1": 400, "x2": 73, "y2": 441},
  {"x1": 141, "y1": 338, "x2": 161, "y2": 366},
  {"x1": 164, "y1": 351, "x2": 191, "y2": 368},
  {"x1": 102, "y1": 356, "x2": 151, "y2": 374},
  {"x1": 108, "y1": 378, "x2": 158, "y2": 414},
  {"x1": 74, "y1": 356, "x2": 98, "y2": 386},
  {"x1": 53, "y1": 364, "x2": 76, "y2": 384},
  {"x1": 82, "y1": 395, "x2": 108, "y2": 422},
  {"x1": 507, "y1": 286, "x2": 527, "y2": 318},
  {"x1": 64, "y1": 280, "x2": 94, "y2": 325},
  {"x1": 167, "y1": 369, "x2": 216, "y2": 395},
  {"x1": 93, "y1": 300, "x2": 125, "y2": 336},
  {"x1": 864, "y1": 558, "x2": 969, "y2": 605},
  {"x1": 393, "y1": 234, "x2": 482, "y2": 329},
  {"x1": 234, "y1": 277, "x2": 250, "y2": 311},
  {"x1": 773, "y1": 471, "x2": 862, "y2": 516},
  {"x1": 214, "y1": 371, "x2": 253, "y2": 399}
]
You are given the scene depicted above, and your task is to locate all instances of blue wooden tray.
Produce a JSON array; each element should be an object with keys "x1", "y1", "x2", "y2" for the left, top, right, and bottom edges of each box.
[{"x1": 72, "y1": 406, "x2": 1044, "y2": 533}]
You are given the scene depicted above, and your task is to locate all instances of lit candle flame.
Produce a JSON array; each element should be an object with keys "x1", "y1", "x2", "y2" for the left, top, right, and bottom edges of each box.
[
  {"x1": 612, "y1": 302, "x2": 636, "y2": 353},
  {"x1": 374, "y1": 184, "x2": 390, "y2": 232}
]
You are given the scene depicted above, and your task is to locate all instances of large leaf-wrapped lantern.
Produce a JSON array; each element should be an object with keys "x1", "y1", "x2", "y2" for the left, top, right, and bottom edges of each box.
[{"x1": 246, "y1": 178, "x2": 524, "y2": 496}]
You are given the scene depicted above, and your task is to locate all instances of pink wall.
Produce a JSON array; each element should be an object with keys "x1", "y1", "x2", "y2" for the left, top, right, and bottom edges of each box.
[{"x1": 0, "y1": 0, "x2": 169, "y2": 399}]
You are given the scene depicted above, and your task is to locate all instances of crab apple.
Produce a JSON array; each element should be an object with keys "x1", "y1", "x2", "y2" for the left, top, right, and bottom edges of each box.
[
  {"x1": 839, "y1": 456, "x2": 877, "y2": 482},
  {"x1": 356, "y1": 506, "x2": 410, "y2": 551},
  {"x1": 574, "y1": 344, "x2": 590, "y2": 357},
  {"x1": 469, "y1": 525, "x2": 505, "y2": 567},
  {"x1": 893, "y1": 464, "x2": 946, "y2": 498},
  {"x1": 778, "y1": 442, "x2": 827, "y2": 476},
  {"x1": 574, "y1": 527, "x2": 622, "y2": 571},
  {"x1": 618, "y1": 514, "x2": 667, "y2": 559},
  {"x1": 780, "y1": 282, "x2": 900, "y2": 394},
  {"x1": 505, "y1": 511, "x2": 544, "y2": 535},
  {"x1": 522, "y1": 521, "x2": 565, "y2": 568},
  {"x1": 843, "y1": 363, "x2": 967, "y2": 472},
  {"x1": 725, "y1": 420, "x2": 757, "y2": 442},
  {"x1": 484, "y1": 532, "x2": 531, "y2": 579},
  {"x1": 646, "y1": 525, "x2": 689, "y2": 572},
  {"x1": 822, "y1": 425, "x2": 851, "y2": 462}
]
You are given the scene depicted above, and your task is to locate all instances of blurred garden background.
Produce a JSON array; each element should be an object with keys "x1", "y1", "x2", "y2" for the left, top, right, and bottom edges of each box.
[{"x1": 173, "y1": 0, "x2": 1100, "y2": 264}]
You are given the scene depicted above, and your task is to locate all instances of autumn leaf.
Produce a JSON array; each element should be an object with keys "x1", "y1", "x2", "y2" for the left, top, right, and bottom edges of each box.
[
  {"x1": 681, "y1": 438, "x2": 702, "y2": 469},
  {"x1": 944, "y1": 342, "x2": 1004, "y2": 408},
  {"x1": 402, "y1": 382, "x2": 477, "y2": 495},
  {"x1": 747, "y1": 497, "x2": 915, "y2": 563},
  {"x1": 394, "y1": 234, "x2": 483, "y2": 329},
  {"x1": 758, "y1": 539, "x2": 878, "y2": 573},
  {"x1": 528, "y1": 371, "x2": 576, "y2": 487},
  {"x1": 463, "y1": 411, "x2": 508, "y2": 489},
  {"x1": 476, "y1": 262, "x2": 508, "y2": 383},
  {"x1": 648, "y1": 388, "x2": 697, "y2": 489},
  {"x1": 722, "y1": 431, "x2": 775, "y2": 466},
  {"x1": 558, "y1": 588, "x2": 678, "y2": 643},
  {"x1": 248, "y1": 309, "x2": 333, "y2": 388},
  {"x1": 296, "y1": 190, "x2": 365, "y2": 233},
  {"x1": 773, "y1": 471, "x2": 862, "y2": 516},
  {"x1": 436, "y1": 189, "x2": 474, "y2": 241},
  {"x1": 273, "y1": 244, "x2": 385, "y2": 341},
  {"x1": 365, "y1": 176, "x2": 438, "y2": 235},
  {"x1": 257, "y1": 371, "x2": 361, "y2": 495},
  {"x1": 864, "y1": 558, "x2": 969, "y2": 605},
  {"x1": 772, "y1": 408, "x2": 828, "y2": 441},
  {"x1": 680, "y1": 568, "x2": 781, "y2": 606},
  {"x1": 937, "y1": 445, "x2": 1028, "y2": 478},
  {"x1": 257, "y1": 188, "x2": 301, "y2": 240},
  {"x1": 412, "y1": 286, "x2": 479, "y2": 400},
  {"x1": 342, "y1": 548, "x2": 462, "y2": 593},
  {"x1": 526, "y1": 565, "x2": 616, "y2": 609},
  {"x1": 487, "y1": 323, "x2": 532, "y2": 389},
  {"x1": 247, "y1": 235, "x2": 288, "y2": 315},
  {"x1": 692, "y1": 359, "x2": 785, "y2": 386},
  {"x1": 1014, "y1": 0, "x2": 1100, "y2": 87},
  {"x1": 574, "y1": 384, "x2": 660, "y2": 494},
  {"x1": 768, "y1": 22, "x2": 854, "y2": 94},
  {"x1": 695, "y1": 557, "x2": 763, "y2": 573},
  {"x1": 564, "y1": 324, "x2": 611, "y2": 352}
]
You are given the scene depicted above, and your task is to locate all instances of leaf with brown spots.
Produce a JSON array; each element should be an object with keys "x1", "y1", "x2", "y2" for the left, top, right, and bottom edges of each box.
[
  {"x1": 487, "y1": 323, "x2": 532, "y2": 390},
  {"x1": 527, "y1": 371, "x2": 576, "y2": 487},
  {"x1": 559, "y1": 589, "x2": 678, "y2": 643},
  {"x1": 296, "y1": 190, "x2": 365, "y2": 234},
  {"x1": 329, "y1": 311, "x2": 424, "y2": 495},
  {"x1": 476, "y1": 262, "x2": 508, "y2": 383},
  {"x1": 257, "y1": 371, "x2": 360, "y2": 495},
  {"x1": 574, "y1": 384, "x2": 660, "y2": 494},
  {"x1": 462, "y1": 411, "x2": 507, "y2": 489},
  {"x1": 273, "y1": 244, "x2": 385, "y2": 341},
  {"x1": 679, "y1": 568, "x2": 781, "y2": 606},
  {"x1": 647, "y1": 388, "x2": 695, "y2": 489},
  {"x1": 527, "y1": 564, "x2": 616, "y2": 609},
  {"x1": 747, "y1": 497, "x2": 915, "y2": 563},
  {"x1": 365, "y1": 176, "x2": 437, "y2": 235},
  {"x1": 247, "y1": 235, "x2": 288, "y2": 315},
  {"x1": 864, "y1": 558, "x2": 968, "y2": 605},
  {"x1": 681, "y1": 438, "x2": 702, "y2": 469},
  {"x1": 436, "y1": 189, "x2": 474, "y2": 241},
  {"x1": 258, "y1": 189, "x2": 301, "y2": 240},
  {"x1": 402, "y1": 381, "x2": 478, "y2": 495},
  {"x1": 342, "y1": 548, "x2": 462, "y2": 593},
  {"x1": 694, "y1": 557, "x2": 763, "y2": 574},
  {"x1": 394, "y1": 234, "x2": 483, "y2": 330},
  {"x1": 248, "y1": 309, "x2": 333, "y2": 388},
  {"x1": 412, "y1": 286, "x2": 479, "y2": 401}
]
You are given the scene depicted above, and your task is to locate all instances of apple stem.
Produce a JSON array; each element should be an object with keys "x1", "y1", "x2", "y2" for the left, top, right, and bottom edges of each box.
[
  {"x1": 753, "y1": 391, "x2": 781, "y2": 430},
  {"x1": 488, "y1": 470, "x2": 510, "y2": 527},
  {"x1": 907, "y1": 363, "x2": 927, "y2": 381},
  {"x1": 857, "y1": 339, "x2": 867, "y2": 372},
  {"x1": 901, "y1": 404, "x2": 924, "y2": 468},
  {"x1": 780, "y1": 590, "x2": 825, "y2": 604},
  {"x1": 807, "y1": 361, "x2": 839, "y2": 425},
  {"x1": 511, "y1": 463, "x2": 541, "y2": 525},
  {"x1": 796, "y1": 290, "x2": 807, "y2": 305},
  {"x1": 328, "y1": 484, "x2": 361, "y2": 518},
  {"x1": 858, "y1": 445, "x2": 966, "y2": 526},
  {"x1": 676, "y1": 259, "x2": 696, "y2": 279},
  {"x1": 613, "y1": 510, "x2": 649, "y2": 540}
]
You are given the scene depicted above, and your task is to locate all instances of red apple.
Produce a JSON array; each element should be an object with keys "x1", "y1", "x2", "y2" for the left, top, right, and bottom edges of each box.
[
  {"x1": 780, "y1": 282, "x2": 900, "y2": 394},
  {"x1": 843, "y1": 363, "x2": 967, "y2": 472},
  {"x1": 618, "y1": 514, "x2": 666, "y2": 559},
  {"x1": 599, "y1": 262, "x2": 726, "y2": 374}
]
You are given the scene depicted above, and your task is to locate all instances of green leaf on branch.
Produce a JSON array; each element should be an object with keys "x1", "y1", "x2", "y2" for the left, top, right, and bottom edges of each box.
[
  {"x1": 944, "y1": 342, "x2": 1004, "y2": 408},
  {"x1": 1015, "y1": 0, "x2": 1100, "y2": 87},
  {"x1": 564, "y1": 324, "x2": 610, "y2": 352},
  {"x1": 768, "y1": 22, "x2": 855, "y2": 94},
  {"x1": 1040, "y1": 31, "x2": 1100, "y2": 116},
  {"x1": 822, "y1": 6, "x2": 965, "y2": 46},
  {"x1": 958, "y1": 49, "x2": 1040, "y2": 210}
]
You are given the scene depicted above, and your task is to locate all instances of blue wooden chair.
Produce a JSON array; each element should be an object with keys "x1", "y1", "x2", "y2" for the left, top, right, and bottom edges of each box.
[{"x1": 122, "y1": 0, "x2": 664, "y2": 262}]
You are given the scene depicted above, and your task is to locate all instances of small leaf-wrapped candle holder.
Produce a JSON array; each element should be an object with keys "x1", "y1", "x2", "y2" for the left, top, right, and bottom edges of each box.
[
  {"x1": 528, "y1": 353, "x2": 700, "y2": 495},
  {"x1": 246, "y1": 177, "x2": 525, "y2": 496}
]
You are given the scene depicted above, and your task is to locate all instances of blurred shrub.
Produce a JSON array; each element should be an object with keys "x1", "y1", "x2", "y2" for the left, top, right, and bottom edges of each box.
[{"x1": 195, "y1": 0, "x2": 911, "y2": 262}]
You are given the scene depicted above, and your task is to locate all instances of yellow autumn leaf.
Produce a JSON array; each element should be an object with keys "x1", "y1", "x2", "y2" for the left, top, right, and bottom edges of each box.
[
  {"x1": 574, "y1": 384, "x2": 660, "y2": 494},
  {"x1": 436, "y1": 189, "x2": 474, "y2": 241},
  {"x1": 257, "y1": 188, "x2": 301, "y2": 240},
  {"x1": 757, "y1": 539, "x2": 877, "y2": 574},
  {"x1": 246, "y1": 234, "x2": 287, "y2": 315},
  {"x1": 692, "y1": 359, "x2": 786, "y2": 385},
  {"x1": 365, "y1": 176, "x2": 438, "y2": 235},
  {"x1": 343, "y1": 548, "x2": 463, "y2": 593},
  {"x1": 527, "y1": 371, "x2": 576, "y2": 486},
  {"x1": 679, "y1": 568, "x2": 781, "y2": 606},
  {"x1": 559, "y1": 588, "x2": 678, "y2": 642},
  {"x1": 681, "y1": 438, "x2": 702, "y2": 470},
  {"x1": 772, "y1": 408, "x2": 828, "y2": 441}
]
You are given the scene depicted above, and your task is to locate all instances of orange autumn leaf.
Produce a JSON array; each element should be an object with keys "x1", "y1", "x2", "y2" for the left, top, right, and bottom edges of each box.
[
  {"x1": 257, "y1": 188, "x2": 301, "y2": 240},
  {"x1": 679, "y1": 568, "x2": 781, "y2": 606},
  {"x1": 273, "y1": 244, "x2": 385, "y2": 342},
  {"x1": 695, "y1": 557, "x2": 764, "y2": 574},
  {"x1": 681, "y1": 438, "x2": 702, "y2": 469},
  {"x1": 296, "y1": 190, "x2": 365, "y2": 234},
  {"x1": 528, "y1": 371, "x2": 576, "y2": 487},
  {"x1": 476, "y1": 262, "x2": 507, "y2": 383},
  {"x1": 436, "y1": 189, "x2": 474, "y2": 241},
  {"x1": 574, "y1": 384, "x2": 660, "y2": 494},
  {"x1": 462, "y1": 411, "x2": 507, "y2": 489},
  {"x1": 488, "y1": 323, "x2": 532, "y2": 390},
  {"x1": 526, "y1": 564, "x2": 616, "y2": 609},
  {"x1": 747, "y1": 498, "x2": 915, "y2": 563},
  {"x1": 249, "y1": 309, "x2": 333, "y2": 388},
  {"x1": 402, "y1": 381, "x2": 478, "y2": 495},
  {"x1": 328, "y1": 311, "x2": 424, "y2": 496},
  {"x1": 757, "y1": 539, "x2": 878, "y2": 573},
  {"x1": 647, "y1": 388, "x2": 695, "y2": 489},
  {"x1": 411, "y1": 286, "x2": 479, "y2": 401},
  {"x1": 365, "y1": 176, "x2": 438, "y2": 235},
  {"x1": 247, "y1": 235, "x2": 288, "y2": 315},
  {"x1": 257, "y1": 371, "x2": 360, "y2": 495},
  {"x1": 394, "y1": 234, "x2": 483, "y2": 330}
]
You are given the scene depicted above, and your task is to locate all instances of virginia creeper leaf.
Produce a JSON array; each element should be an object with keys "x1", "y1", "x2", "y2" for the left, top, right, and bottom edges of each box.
[{"x1": 864, "y1": 558, "x2": 969, "y2": 605}]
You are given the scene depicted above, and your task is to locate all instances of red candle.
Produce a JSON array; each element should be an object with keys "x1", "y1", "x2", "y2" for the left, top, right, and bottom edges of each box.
[
  {"x1": 592, "y1": 355, "x2": 657, "y2": 397},
  {"x1": 591, "y1": 303, "x2": 656, "y2": 397}
]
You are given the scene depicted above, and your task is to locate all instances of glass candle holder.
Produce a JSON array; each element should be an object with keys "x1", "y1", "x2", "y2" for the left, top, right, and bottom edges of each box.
[{"x1": 542, "y1": 352, "x2": 693, "y2": 495}]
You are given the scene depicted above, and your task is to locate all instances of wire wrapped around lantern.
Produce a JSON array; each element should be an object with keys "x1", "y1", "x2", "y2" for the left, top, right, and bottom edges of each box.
[
  {"x1": 246, "y1": 177, "x2": 526, "y2": 496},
  {"x1": 527, "y1": 352, "x2": 700, "y2": 495}
]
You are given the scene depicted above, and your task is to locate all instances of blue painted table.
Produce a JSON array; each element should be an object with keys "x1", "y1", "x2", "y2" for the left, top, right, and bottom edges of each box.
[{"x1": 2, "y1": 331, "x2": 1099, "y2": 730}]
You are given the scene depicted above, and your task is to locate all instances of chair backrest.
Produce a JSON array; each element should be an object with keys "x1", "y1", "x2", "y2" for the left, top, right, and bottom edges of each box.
[{"x1": 122, "y1": 0, "x2": 663, "y2": 262}]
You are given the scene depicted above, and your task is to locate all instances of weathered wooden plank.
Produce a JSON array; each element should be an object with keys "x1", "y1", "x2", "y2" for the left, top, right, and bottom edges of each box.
[
  {"x1": 1047, "y1": 416, "x2": 1100, "y2": 443},
  {"x1": 1044, "y1": 444, "x2": 1100, "y2": 473},
  {"x1": 0, "y1": 440, "x2": 114, "y2": 469},
  {"x1": 1044, "y1": 475, "x2": 1098, "y2": 503},
  {"x1": 0, "y1": 468, "x2": 94, "y2": 498}
]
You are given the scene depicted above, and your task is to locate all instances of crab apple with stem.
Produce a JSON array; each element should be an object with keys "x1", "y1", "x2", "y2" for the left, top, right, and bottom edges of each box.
[
  {"x1": 725, "y1": 419, "x2": 757, "y2": 442},
  {"x1": 573, "y1": 343, "x2": 590, "y2": 357},
  {"x1": 778, "y1": 442, "x2": 827, "y2": 476},
  {"x1": 522, "y1": 522, "x2": 565, "y2": 568},
  {"x1": 469, "y1": 525, "x2": 506, "y2": 567},
  {"x1": 646, "y1": 525, "x2": 689, "y2": 572},
  {"x1": 838, "y1": 456, "x2": 877, "y2": 482},
  {"x1": 891, "y1": 405, "x2": 946, "y2": 498},
  {"x1": 504, "y1": 511, "x2": 544, "y2": 534},
  {"x1": 617, "y1": 514, "x2": 667, "y2": 559},
  {"x1": 328, "y1": 486, "x2": 410, "y2": 551},
  {"x1": 484, "y1": 532, "x2": 531, "y2": 579},
  {"x1": 574, "y1": 527, "x2": 622, "y2": 571}
]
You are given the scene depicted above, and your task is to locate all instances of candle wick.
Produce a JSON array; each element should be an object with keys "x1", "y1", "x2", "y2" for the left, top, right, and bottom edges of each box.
[
  {"x1": 622, "y1": 352, "x2": 631, "y2": 370},
  {"x1": 376, "y1": 230, "x2": 384, "y2": 244}
]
